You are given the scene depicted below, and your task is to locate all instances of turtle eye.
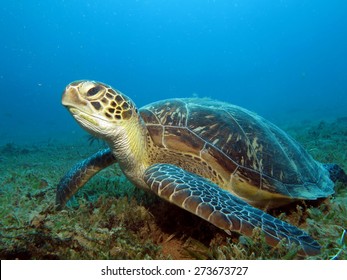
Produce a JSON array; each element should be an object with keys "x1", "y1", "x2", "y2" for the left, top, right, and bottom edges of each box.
[{"x1": 87, "y1": 86, "x2": 101, "y2": 97}]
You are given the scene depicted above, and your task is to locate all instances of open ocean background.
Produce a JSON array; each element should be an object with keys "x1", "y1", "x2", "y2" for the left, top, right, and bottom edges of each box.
[{"x1": 1, "y1": 0, "x2": 346, "y2": 145}]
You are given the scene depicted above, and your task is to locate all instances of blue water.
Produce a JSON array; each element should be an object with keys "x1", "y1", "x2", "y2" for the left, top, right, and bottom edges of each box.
[{"x1": 1, "y1": 0, "x2": 347, "y2": 144}]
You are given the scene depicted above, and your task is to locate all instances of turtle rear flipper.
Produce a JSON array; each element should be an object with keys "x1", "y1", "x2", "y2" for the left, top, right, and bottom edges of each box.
[
  {"x1": 323, "y1": 163, "x2": 347, "y2": 184},
  {"x1": 144, "y1": 163, "x2": 321, "y2": 256},
  {"x1": 56, "y1": 148, "x2": 116, "y2": 210}
]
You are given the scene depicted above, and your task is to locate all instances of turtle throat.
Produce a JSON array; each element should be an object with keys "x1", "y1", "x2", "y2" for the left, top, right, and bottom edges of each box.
[{"x1": 107, "y1": 117, "x2": 148, "y2": 176}]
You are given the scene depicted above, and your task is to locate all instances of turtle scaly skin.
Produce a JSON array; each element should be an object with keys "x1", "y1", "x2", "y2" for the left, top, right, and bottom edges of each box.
[
  {"x1": 56, "y1": 148, "x2": 115, "y2": 210},
  {"x1": 144, "y1": 163, "x2": 320, "y2": 256},
  {"x1": 56, "y1": 80, "x2": 343, "y2": 256}
]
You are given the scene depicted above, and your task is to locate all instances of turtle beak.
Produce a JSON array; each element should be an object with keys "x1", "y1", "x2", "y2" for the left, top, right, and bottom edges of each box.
[
  {"x1": 62, "y1": 81, "x2": 108, "y2": 131},
  {"x1": 62, "y1": 82, "x2": 88, "y2": 110}
]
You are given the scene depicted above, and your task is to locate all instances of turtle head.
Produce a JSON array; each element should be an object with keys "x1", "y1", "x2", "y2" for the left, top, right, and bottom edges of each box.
[{"x1": 62, "y1": 80, "x2": 140, "y2": 141}]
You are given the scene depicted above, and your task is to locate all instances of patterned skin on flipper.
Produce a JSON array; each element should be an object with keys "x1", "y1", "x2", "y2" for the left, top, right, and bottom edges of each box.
[
  {"x1": 323, "y1": 163, "x2": 347, "y2": 183},
  {"x1": 143, "y1": 163, "x2": 321, "y2": 256},
  {"x1": 56, "y1": 148, "x2": 116, "y2": 210}
]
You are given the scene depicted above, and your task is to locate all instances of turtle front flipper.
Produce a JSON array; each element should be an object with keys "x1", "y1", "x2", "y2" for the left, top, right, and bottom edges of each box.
[
  {"x1": 143, "y1": 163, "x2": 321, "y2": 256},
  {"x1": 56, "y1": 148, "x2": 116, "y2": 210}
]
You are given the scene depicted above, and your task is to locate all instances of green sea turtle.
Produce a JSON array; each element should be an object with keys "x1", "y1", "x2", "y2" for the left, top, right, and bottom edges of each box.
[{"x1": 56, "y1": 80, "x2": 346, "y2": 256}]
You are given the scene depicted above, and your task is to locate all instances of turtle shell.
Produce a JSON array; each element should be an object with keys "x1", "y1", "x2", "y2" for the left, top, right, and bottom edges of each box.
[{"x1": 139, "y1": 98, "x2": 334, "y2": 207}]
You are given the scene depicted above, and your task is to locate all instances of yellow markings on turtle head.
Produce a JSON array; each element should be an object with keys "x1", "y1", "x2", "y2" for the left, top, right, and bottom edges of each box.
[{"x1": 84, "y1": 84, "x2": 136, "y2": 122}]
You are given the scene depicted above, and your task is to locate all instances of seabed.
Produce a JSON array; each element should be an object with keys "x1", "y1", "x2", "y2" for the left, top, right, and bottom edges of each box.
[{"x1": 0, "y1": 118, "x2": 346, "y2": 260}]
